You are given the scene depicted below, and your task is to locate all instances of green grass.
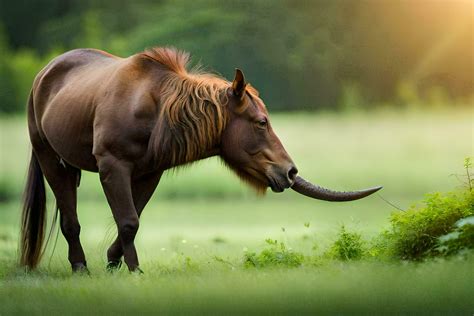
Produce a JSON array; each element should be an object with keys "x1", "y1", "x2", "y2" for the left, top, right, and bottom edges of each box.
[
  {"x1": 0, "y1": 108, "x2": 473, "y2": 314},
  {"x1": 2, "y1": 260, "x2": 473, "y2": 315}
]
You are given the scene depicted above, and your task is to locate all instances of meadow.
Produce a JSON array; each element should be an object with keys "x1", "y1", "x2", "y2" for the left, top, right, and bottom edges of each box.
[{"x1": 0, "y1": 107, "x2": 473, "y2": 314}]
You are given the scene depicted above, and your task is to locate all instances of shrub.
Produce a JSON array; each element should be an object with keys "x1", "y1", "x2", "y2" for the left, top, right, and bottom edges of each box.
[
  {"x1": 379, "y1": 190, "x2": 473, "y2": 260},
  {"x1": 436, "y1": 216, "x2": 474, "y2": 256},
  {"x1": 326, "y1": 225, "x2": 365, "y2": 260},
  {"x1": 243, "y1": 239, "x2": 304, "y2": 268}
]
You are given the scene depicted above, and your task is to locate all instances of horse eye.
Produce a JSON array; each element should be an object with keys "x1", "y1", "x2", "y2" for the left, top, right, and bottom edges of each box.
[{"x1": 257, "y1": 119, "x2": 267, "y2": 128}]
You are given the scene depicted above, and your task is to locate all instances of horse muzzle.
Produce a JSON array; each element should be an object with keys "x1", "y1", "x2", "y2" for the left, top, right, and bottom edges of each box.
[{"x1": 267, "y1": 164, "x2": 298, "y2": 193}]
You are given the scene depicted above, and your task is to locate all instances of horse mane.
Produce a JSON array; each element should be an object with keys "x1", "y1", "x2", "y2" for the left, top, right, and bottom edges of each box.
[
  {"x1": 142, "y1": 47, "x2": 190, "y2": 75},
  {"x1": 144, "y1": 47, "x2": 230, "y2": 166}
]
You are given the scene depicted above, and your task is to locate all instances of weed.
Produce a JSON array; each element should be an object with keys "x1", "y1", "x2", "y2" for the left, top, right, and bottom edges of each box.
[
  {"x1": 243, "y1": 239, "x2": 304, "y2": 268},
  {"x1": 464, "y1": 157, "x2": 473, "y2": 191},
  {"x1": 326, "y1": 225, "x2": 365, "y2": 260},
  {"x1": 212, "y1": 255, "x2": 235, "y2": 269}
]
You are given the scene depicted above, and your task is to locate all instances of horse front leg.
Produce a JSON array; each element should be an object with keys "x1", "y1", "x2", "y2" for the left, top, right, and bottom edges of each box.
[
  {"x1": 106, "y1": 171, "x2": 163, "y2": 271},
  {"x1": 98, "y1": 156, "x2": 141, "y2": 272}
]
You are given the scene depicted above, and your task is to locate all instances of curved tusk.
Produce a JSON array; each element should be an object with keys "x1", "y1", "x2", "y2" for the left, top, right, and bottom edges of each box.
[{"x1": 291, "y1": 176, "x2": 382, "y2": 202}]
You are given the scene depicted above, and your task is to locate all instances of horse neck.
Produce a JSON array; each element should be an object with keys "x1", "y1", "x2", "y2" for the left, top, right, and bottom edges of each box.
[{"x1": 149, "y1": 93, "x2": 228, "y2": 170}]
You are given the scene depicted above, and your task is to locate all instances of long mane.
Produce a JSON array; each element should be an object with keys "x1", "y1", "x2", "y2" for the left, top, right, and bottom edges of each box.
[{"x1": 144, "y1": 47, "x2": 230, "y2": 166}]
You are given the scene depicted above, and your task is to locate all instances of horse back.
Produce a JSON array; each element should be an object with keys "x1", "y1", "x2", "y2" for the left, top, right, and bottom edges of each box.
[
  {"x1": 31, "y1": 48, "x2": 119, "y2": 116},
  {"x1": 29, "y1": 49, "x2": 158, "y2": 172}
]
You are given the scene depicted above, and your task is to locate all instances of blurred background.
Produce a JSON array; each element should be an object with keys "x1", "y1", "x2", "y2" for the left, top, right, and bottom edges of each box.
[
  {"x1": 0, "y1": 0, "x2": 472, "y2": 113},
  {"x1": 0, "y1": 0, "x2": 472, "y2": 263}
]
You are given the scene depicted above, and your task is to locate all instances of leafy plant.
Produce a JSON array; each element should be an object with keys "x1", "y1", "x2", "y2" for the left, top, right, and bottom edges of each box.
[
  {"x1": 326, "y1": 225, "x2": 365, "y2": 260},
  {"x1": 436, "y1": 216, "x2": 474, "y2": 256},
  {"x1": 377, "y1": 190, "x2": 473, "y2": 260},
  {"x1": 372, "y1": 158, "x2": 474, "y2": 260},
  {"x1": 243, "y1": 239, "x2": 304, "y2": 268}
]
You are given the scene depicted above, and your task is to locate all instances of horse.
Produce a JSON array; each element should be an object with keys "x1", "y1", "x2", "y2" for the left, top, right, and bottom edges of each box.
[{"x1": 20, "y1": 47, "x2": 381, "y2": 273}]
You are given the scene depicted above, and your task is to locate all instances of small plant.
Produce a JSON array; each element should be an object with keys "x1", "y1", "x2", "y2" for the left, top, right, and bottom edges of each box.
[
  {"x1": 327, "y1": 225, "x2": 365, "y2": 260},
  {"x1": 243, "y1": 239, "x2": 304, "y2": 268},
  {"x1": 213, "y1": 255, "x2": 235, "y2": 269},
  {"x1": 464, "y1": 157, "x2": 473, "y2": 191},
  {"x1": 176, "y1": 253, "x2": 199, "y2": 272}
]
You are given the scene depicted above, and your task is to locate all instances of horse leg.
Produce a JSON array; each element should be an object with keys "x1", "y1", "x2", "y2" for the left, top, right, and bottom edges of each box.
[
  {"x1": 106, "y1": 171, "x2": 163, "y2": 270},
  {"x1": 98, "y1": 156, "x2": 143, "y2": 272},
  {"x1": 106, "y1": 171, "x2": 163, "y2": 271},
  {"x1": 32, "y1": 144, "x2": 86, "y2": 272}
]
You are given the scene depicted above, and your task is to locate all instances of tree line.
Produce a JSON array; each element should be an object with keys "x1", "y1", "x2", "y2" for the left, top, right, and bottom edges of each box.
[{"x1": 0, "y1": 0, "x2": 472, "y2": 113}]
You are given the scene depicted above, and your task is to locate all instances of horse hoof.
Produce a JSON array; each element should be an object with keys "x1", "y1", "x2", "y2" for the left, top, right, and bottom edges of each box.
[
  {"x1": 106, "y1": 260, "x2": 122, "y2": 272},
  {"x1": 72, "y1": 262, "x2": 90, "y2": 275},
  {"x1": 130, "y1": 266, "x2": 144, "y2": 274}
]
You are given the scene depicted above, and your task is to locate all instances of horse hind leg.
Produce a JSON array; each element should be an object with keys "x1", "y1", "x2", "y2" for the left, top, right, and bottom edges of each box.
[{"x1": 33, "y1": 143, "x2": 87, "y2": 273}]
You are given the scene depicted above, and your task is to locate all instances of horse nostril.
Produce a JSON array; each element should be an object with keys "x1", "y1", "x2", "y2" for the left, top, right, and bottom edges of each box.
[{"x1": 288, "y1": 166, "x2": 298, "y2": 182}]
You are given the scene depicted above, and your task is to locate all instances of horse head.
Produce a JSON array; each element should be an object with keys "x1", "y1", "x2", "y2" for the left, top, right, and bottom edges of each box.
[{"x1": 221, "y1": 69, "x2": 382, "y2": 201}]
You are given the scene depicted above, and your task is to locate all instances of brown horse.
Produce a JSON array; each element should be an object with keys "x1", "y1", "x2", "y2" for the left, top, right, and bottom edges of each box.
[{"x1": 20, "y1": 47, "x2": 381, "y2": 273}]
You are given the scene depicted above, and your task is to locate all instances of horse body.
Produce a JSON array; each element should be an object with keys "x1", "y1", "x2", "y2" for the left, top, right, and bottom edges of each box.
[
  {"x1": 23, "y1": 47, "x2": 268, "y2": 272},
  {"x1": 24, "y1": 49, "x2": 168, "y2": 271},
  {"x1": 31, "y1": 49, "x2": 162, "y2": 173},
  {"x1": 21, "y1": 47, "x2": 381, "y2": 273}
]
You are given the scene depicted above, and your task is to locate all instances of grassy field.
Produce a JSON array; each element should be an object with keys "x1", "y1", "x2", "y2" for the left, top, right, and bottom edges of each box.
[{"x1": 0, "y1": 108, "x2": 473, "y2": 314}]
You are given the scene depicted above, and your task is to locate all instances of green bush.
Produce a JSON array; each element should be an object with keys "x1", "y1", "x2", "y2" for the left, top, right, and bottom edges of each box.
[
  {"x1": 377, "y1": 190, "x2": 473, "y2": 260},
  {"x1": 326, "y1": 225, "x2": 365, "y2": 260},
  {"x1": 243, "y1": 239, "x2": 304, "y2": 268},
  {"x1": 436, "y1": 216, "x2": 474, "y2": 256}
]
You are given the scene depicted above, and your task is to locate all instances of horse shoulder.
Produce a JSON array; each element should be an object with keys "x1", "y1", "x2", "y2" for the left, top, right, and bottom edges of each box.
[{"x1": 92, "y1": 57, "x2": 161, "y2": 167}]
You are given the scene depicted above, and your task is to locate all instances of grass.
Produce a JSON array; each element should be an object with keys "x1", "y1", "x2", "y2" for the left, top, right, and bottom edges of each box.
[
  {"x1": 2, "y1": 260, "x2": 473, "y2": 315},
  {"x1": 0, "y1": 107, "x2": 473, "y2": 314}
]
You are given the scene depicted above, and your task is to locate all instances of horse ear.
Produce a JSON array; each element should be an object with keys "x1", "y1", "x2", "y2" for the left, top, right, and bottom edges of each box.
[{"x1": 232, "y1": 68, "x2": 247, "y2": 98}]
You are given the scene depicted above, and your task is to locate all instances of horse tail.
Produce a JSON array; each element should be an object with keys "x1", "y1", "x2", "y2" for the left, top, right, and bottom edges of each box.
[{"x1": 19, "y1": 151, "x2": 47, "y2": 269}]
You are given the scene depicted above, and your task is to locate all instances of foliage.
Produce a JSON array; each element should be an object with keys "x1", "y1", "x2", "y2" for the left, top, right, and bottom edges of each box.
[
  {"x1": 436, "y1": 216, "x2": 474, "y2": 257},
  {"x1": 243, "y1": 238, "x2": 304, "y2": 268},
  {"x1": 0, "y1": 26, "x2": 19, "y2": 114},
  {"x1": 375, "y1": 187, "x2": 473, "y2": 261},
  {"x1": 0, "y1": 27, "x2": 60, "y2": 113},
  {"x1": 0, "y1": 0, "x2": 472, "y2": 113},
  {"x1": 326, "y1": 225, "x2": 365, "y2": 260}
]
